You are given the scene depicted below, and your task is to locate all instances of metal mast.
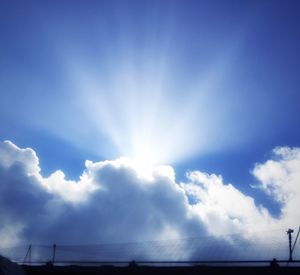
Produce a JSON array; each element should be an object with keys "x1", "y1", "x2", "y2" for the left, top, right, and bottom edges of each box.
[{"x1": 287, "y1": 228, "x2": 294, "y2": 262}]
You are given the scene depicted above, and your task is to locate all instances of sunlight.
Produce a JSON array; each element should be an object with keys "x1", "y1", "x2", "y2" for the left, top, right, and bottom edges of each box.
[
  {"x1": 38, "y1": 18, "x2": 238, "y2": 167},
  {"x1": 66, "y1": 55, "x2": 231, "y2": 166},
  {"x1": 131, "y1": 143, "x2": 157, "y2": 168}
]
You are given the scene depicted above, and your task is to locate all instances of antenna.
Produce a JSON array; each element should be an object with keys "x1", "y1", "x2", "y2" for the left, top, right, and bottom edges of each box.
[{"x1": 287, "y1": 228, "x2": 294, "y2": 262}]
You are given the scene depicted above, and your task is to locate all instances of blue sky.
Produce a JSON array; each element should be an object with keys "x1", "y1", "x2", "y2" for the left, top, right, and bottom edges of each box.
[
  {"x1": 2, "y1": 0, "x2": 300, "y2": 204},
  {"x1": 0, "y1": 0, "x2": 300, "y2": 259}
]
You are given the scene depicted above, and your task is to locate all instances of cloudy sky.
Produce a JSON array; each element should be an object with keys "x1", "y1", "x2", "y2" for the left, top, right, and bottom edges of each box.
[{"x1": 0, "y1": 0, "x2": 300, "y2": 262}]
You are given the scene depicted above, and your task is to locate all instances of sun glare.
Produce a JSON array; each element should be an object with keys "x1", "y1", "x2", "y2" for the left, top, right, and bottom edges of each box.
[
  {"x1": 126, "y1": 142, "x2": 158, "y2": 178},
  {"x1": 132, "y1": 148, "x2": 156, "y2": 168},
  {"x1": 61, "y1": 30, "x2": 234, "y2": 167}
]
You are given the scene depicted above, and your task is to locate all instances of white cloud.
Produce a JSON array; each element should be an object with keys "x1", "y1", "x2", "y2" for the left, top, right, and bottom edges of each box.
[
  {"x1": 0, "y1": 141, "x2": 205, "y2": 260},
  {"x1": 253, "y1": 147, "x2": 300, "y2": 229},
  {"x1": 181, "y1": 171, "x2": 274, "y2": 236},
  {"x1": 0, "y1": 140, "x2": 40, "y2": 175},
  {"x1": 41, "y1": 169, "x2": 98, "y2": 204},
  {"x1": 0, "y1": 140, "x2": 299, "y2": 261}
]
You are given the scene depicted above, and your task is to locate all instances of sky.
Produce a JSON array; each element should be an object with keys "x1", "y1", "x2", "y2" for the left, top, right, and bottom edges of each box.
[{"x1": 0, "y1": 0, "x2": 300, "y2": 262}]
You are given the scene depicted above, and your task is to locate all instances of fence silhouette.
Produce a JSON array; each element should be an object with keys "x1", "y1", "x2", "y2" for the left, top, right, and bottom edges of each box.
[{"x1": 0, "y1": 228, "x2": 299, "y2": 265}]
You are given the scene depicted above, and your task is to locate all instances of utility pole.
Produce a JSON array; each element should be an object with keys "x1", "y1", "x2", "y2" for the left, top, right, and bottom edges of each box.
[
  {"x1": 287, "y1": 228, "x2": 294, "y2": 262},
  {"x1": 52, "y1": 244, "x2": 57, "y2": 264}
]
